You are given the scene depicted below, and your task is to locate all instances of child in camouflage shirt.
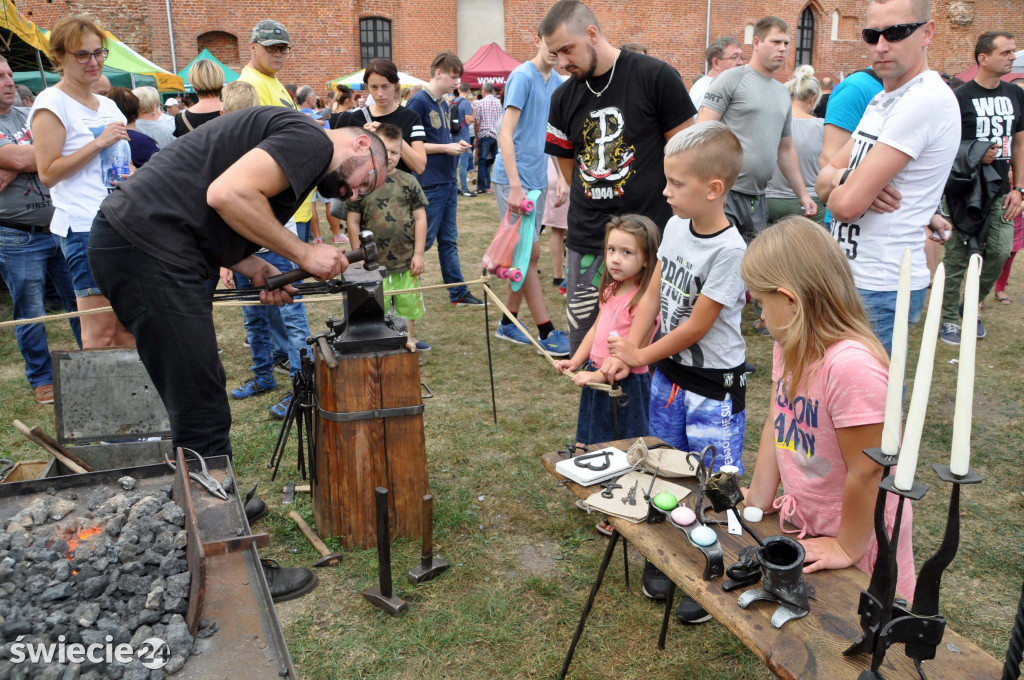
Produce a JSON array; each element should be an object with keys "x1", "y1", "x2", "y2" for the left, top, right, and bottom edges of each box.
[{"x1": 345, "y1": 123, "x2": 430, "y2": 350}]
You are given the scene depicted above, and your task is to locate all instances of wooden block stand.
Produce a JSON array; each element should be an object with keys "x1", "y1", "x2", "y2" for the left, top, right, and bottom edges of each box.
[{"x1": 312, "y1": 348, "x2": 428, "y2": 549}]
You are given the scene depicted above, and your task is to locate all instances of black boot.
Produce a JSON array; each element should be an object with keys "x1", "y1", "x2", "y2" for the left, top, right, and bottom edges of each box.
[
  {"x1": 262, "y1": 559, "x2": 319, "y2": 602},
  {"x1": 245, "y1": 497, "x2": 267, "y2": 524}
]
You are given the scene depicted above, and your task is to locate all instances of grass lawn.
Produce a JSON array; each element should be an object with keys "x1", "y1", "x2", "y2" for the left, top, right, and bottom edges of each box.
[{"x1": 0, "y1": 194, "x2": 1021, "y2": 679}]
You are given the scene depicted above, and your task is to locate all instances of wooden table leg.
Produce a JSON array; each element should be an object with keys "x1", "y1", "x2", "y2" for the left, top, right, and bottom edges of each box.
[
  {"x1": 559, "y1": 528, "x2": 621, "y2": 679},
  {"x1": 658, "y1": 580, "x2": 677, "y2": 650}
]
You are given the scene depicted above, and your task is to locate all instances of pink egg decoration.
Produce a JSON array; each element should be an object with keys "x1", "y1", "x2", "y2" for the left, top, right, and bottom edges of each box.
[{"x1": 671, "y1": 506, "x2": 696, "y2": 526}]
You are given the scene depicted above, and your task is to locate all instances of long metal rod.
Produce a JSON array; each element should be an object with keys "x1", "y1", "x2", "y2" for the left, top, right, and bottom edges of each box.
[
  {"x1": 374, "y1": 487, "x2": 393, "y2": 599},
  {"x1": 483, "y1": 283, "x2": 497, "y2": 424},
  {"x1": 559, "y1": 529, "x2": 620, "y2": 679},
  {"x1": 164, "y1": 0, "x2": 178, "y2": 73},
  {"x1": 658, "y1": 580, "x2": 676, "y2": 650}
]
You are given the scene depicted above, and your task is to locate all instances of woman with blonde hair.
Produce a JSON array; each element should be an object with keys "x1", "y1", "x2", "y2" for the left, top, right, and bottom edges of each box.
[
  {"x1": 29, "y1": 15, "x2": 134, "y2": 348},
  {"x1": 765, "y1": 65, "x2": 826, "y2": 226},
  {"x1": 174, "y1": 58, "x2": 225, "y2": 136},
  {"x1": 741, "y1": 216, "x2": 916, "y2": 599}
]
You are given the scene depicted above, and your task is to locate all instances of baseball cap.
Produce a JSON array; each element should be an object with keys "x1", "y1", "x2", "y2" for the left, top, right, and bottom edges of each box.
[
  {"x1": 252, "y1": 20, "x2": 290, "y2": 46},
  {"x1": 164, "y1": 98, "x2": 179, "y2": 108}
]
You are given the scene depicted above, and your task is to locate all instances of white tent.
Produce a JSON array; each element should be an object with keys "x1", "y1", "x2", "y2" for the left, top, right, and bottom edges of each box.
[
  {"x1": 326, "y1": 69, "x2": 427, "y2": 91},
  {"x1": 1014, "y1": 49, "x2": 1024, "y2": 70}
]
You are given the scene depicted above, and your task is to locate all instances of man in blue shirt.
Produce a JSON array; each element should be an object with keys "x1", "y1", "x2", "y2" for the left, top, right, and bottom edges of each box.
[
  {"x1": 407, "y1": 51, "x2": 482, "y2": 306},
  {"x1": 453, "y1": 83, "x2": 476, "y2": 196},
  {"x1": 491, "y1": 30, "x2": 571, "y2": 357}
]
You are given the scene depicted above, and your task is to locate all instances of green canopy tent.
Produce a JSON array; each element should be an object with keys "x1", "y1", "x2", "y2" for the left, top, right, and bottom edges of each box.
[
  {"x1": 13, "y1": 67, "x2": 158, "y2": 94},
  {"x1": 176, "y1": 48, "x2": 238, "y2": 94}
]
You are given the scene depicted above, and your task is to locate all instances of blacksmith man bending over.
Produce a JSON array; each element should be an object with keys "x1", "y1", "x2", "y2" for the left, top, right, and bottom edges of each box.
[{"x1": 87, "y1": 107, "x2": 386, "y2": 601}]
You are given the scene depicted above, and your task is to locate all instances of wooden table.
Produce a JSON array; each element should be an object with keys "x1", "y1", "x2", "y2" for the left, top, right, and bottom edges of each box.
[{"x1": 543, "y1": 437, "x2": 1003, "y2": 680}]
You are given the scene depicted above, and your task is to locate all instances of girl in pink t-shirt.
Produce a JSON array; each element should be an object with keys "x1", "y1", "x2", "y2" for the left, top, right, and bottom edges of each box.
[
  {"x1": 741, "y1": 217, "x2": 916, "y2": 599},
  {"x1": 554, "y1": 215, "x2": 660, "y2": 445}
]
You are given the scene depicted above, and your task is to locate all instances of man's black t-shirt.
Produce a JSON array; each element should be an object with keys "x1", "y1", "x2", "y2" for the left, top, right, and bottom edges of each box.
[
  {"x1": 545, "y1": 50, "x2": 695, "y2": 255},
  {"x1": 101, "y1": 107, "x2": 333, "y2": 277},
  {"x1": 331, "y1": 106, "x2": 425, "y2": 173},
  {"x1": 955, "y1": 79, "x2": 1024, "y2": 196}
]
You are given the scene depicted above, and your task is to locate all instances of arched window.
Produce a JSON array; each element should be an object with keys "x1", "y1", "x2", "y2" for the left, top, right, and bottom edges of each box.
[
  {"x1": 796, "y1": 7, "x2": 815, "y2": 66},
  {"x1": 360, "y1": 17, "x2": 392, "y2": 67},
  {"x1": 197, "y1": 31, "x2": 239, "y2": 67}
]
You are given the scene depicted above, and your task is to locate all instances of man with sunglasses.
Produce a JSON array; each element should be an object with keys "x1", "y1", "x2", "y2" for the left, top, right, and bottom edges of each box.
[
  {"x1": 817, "y1": 0, "x2": 959, "y2": 355},
  {"x1": 939, "y1": 31, "x2": 1024, "y2": 346}
]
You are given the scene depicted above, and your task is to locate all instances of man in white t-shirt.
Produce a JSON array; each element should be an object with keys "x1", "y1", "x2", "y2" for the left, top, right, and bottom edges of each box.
[
  {"x1": 817, "y1": 0, "x2": 959, "y2": 355},
  {"x1": 688, "y1": 37, "x2": 744, "y2": 117}
]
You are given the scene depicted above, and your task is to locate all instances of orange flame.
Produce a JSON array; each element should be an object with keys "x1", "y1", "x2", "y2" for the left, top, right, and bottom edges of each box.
[{"x1": 66, "y1": 525, "x2": 104, "y2": 555}]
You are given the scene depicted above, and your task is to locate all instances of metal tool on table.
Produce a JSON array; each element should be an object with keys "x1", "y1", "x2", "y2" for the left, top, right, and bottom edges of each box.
[
  {"x1": 574, "y1": 450, "x2": 613, "y2": 471},
  {"x1": 408, "y1": 494, "x2": 450, "y2": 584},
  {"x1": 600, "y1": 480, "x2": 622, "y2": 499},
  {"x1": 362, "y1": 487, "x2": 408, "y2": 616},
  {"x1": 622, "y1": 481, "x2": 638, "y2": 506},
  {"x1": 288, "y1": 511, "x2": 343, "y2": 567},
  {"x1": 211, "y1": 230, "x2": 380, "y2": 302},
  {"x1": 164, "y1": 447, "x2": 228, "y2": 500}
]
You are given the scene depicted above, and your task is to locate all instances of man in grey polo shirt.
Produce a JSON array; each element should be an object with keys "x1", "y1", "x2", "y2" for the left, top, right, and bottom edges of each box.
[{"x1": 697, "y1": 16, "x2": 816, "y2": 241}]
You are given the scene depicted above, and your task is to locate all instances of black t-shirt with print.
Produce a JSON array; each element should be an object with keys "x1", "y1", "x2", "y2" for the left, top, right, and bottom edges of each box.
[
  {"x1": 545, "y1": 49, "x2": 695, "y2": 255},
  {"x1": 331, "y1": 106, "x2": 425, "y2": 174},
  {"x1": 955, "y1": 79, "x2": 1024, "y2": 196},
  {"x1": 101, "y1": 106, "x2": 333, "y2": 277}
]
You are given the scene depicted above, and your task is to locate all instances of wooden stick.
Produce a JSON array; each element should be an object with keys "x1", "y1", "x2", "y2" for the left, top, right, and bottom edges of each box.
[
  {"x1": 27, "y1": 425, "x2": 93, "y2": 472},
  {"x1": 12, "y1": 420, "x2": 89, "y2": 474},
  {"x1": 288, "y1": 510, "x2": 331, "y2": 557}
]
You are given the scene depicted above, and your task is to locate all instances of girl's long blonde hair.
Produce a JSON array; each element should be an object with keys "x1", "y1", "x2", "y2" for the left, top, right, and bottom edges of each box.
[
  {"x1": 597, "y1": 214, "x2": 661, "y2": 311},
  {"x1": 740, "y1": 216, "x2": 888, "y2": 397}
]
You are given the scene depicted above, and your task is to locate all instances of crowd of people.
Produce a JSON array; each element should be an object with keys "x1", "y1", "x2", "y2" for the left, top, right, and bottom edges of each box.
[{"x1": 0, "y1": 0, "x2": 1020, "y2": 611}]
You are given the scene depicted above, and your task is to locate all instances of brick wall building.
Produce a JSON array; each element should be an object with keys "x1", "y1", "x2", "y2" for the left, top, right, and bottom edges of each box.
[{"x1": 18, "y1": 0, "x2": 1024, "y2": 92}]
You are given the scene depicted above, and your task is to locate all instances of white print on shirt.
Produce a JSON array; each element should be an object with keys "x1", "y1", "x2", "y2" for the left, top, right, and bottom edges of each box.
[
  {"x1": 578, "y1": 106, "x2": 635, "y2": 200},
  {"x1": 972, "y1": 96, "x2": 1017, "y2": 159},
  {"x1": 829, "y1": 130, "x2": 877, "y2": 260},
  {"x1": 659, "y1": 253, "x2": 705, "y2": 367}
]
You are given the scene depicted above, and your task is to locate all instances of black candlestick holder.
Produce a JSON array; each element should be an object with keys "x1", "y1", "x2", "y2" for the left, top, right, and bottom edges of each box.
[{"x1": 845, "y1": 446, "x2": 982, "y2": 680}]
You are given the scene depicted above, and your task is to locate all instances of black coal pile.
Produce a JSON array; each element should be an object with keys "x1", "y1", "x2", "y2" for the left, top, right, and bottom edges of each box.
[{"x1": 0, "y1": 481, "x2": 217, "y2": 679}]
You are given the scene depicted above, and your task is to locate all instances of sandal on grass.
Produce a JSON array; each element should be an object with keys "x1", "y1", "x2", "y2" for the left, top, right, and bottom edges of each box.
[
  {"x1": 595, "y1": 520, "x2": 613, "y2": 537},
  {"x1": 575, "y1": 499, "x2": 591, "y2": 513},
  {"x1": 996, "y1": 292, "x2": 1012, "y2": 304}
]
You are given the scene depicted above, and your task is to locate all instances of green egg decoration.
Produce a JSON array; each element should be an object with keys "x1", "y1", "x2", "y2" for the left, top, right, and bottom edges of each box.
[{"x1": 652, "y1": 491, "x2": 678, "y2": 511}]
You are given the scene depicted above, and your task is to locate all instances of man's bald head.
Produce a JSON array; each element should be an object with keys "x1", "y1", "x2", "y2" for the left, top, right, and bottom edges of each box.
[
  {"x1": 540, "y1": 0, "x2": 600, "y2": 38},
  {"x1": 868, "y1": 0, "x2": 931, "y2": 21},
  {"x1": 91, "y1": 75, "x2": 111, "y2": 97}
]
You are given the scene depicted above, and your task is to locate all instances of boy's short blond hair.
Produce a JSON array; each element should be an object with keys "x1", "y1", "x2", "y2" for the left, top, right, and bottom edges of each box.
[
  {"x1": 664, "y1": 121, "x2": 743, "y2": 191},
  {"x1": 222, "y1": 81, "x2": 259, "y2": 112}
]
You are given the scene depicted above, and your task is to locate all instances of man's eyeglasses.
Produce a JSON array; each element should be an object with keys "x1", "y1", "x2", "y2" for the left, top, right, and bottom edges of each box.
[
  {"x1": 262, "y1": 44, "x2": 291, "y2": 55},
  {"x1": 70, "y1": 49, "x2": 109, "y2": 64},
  {"x1": 720, "y1": 54, "x2": 745, "y2": 62},
  {"x1": 354, "y1": 152, "x2": 379, "y2": 199},
  {"x1": 862, "y1": 22, "x2": 926, "y2": 45}
]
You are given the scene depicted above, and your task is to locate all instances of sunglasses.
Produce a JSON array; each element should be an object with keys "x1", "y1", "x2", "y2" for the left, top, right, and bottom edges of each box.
[{"x1": 862, "y1": 22, "x2": 926, "y2": 45}]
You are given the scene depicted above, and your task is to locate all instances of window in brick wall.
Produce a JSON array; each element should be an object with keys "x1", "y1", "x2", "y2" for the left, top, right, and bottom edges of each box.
[
  {"x1": 360, "y1": 17, "x2": 392, "y2": 67},
  {"x1": 796, "y1": 7, "x2": 815, "y2": 66},
  {"x1": 197, "y1": 31, "x2": 239, "y2": 68}
]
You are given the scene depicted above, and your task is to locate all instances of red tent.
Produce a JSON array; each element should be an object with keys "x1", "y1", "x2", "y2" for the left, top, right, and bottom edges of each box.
[
  {"x1": 953, "y1": 63, "x2": 1024, "y2": 83},
  {"x1": 461, "y1": 42, "x2": 521, "y2": 89}
]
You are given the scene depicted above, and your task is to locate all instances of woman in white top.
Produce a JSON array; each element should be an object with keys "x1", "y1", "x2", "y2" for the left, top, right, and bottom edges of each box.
[
  {"x1": 765, "y1": 65, "x2": 826, "y2": 227},
  {"x1": 30, "y1": 16, "x2": 134, "y2": 348}
]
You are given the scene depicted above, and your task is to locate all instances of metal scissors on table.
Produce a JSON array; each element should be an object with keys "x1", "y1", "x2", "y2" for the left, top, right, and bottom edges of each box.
[{"x1": 164, "y1": 447, "x2": 229, "y2": 500}]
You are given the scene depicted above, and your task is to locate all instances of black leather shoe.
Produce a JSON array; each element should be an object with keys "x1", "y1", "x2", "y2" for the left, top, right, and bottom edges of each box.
[
  {"x1": 262, "y1": 559, "x2": 318, "y2": 602},
  {"x1": 245, "y1": 497, "x2": 267, "y2": 524}
]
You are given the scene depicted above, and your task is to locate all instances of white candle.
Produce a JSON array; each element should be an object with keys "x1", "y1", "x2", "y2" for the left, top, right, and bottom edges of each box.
[
  {"x1": 950, "y1": 254, "x2": 981, "y2": 476},
  {"x1": 880, "y1": 249, "x2": 913, "y2": 456},
  {"x1": 894, "y1": 263, "x2": 945, "y2": 491}
]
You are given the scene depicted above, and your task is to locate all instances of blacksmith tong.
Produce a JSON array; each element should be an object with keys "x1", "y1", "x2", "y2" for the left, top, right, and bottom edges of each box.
[{"x1": 212, "y1": 230, "x2": 380, "y2": 301}]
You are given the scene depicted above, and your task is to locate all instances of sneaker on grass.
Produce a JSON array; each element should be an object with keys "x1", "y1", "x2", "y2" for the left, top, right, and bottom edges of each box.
[
  {"x1": 231, "y1": 377, "x2": 276, "y2": 400},
  {"x1": 538, "y1": 329, "x2": 570, "y2": 357},
  {"x1": 269, "y1": 393, "x2": 293, "y2": 420},
  {"x1": 495, "y1": 321, "x2": 531, "y2": 346},
  {"x1": 333, "y1": 234, "x2": 349, "y2": 245},
  {"x1": 939, "y1": 322, "x2": 961, "y2": 346},
  {"x1": 273, "y1": 357, "x2": 291, "y2": 374},
  {"x1": 642, "y1": 560, "x2": 671, "y2": 600},
  {"x1": 452, "y1": 292, "x2": 485, "y2": 307},
  {"x1": 675, "y1": 595, "x2": 711, "y2": 624}
]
